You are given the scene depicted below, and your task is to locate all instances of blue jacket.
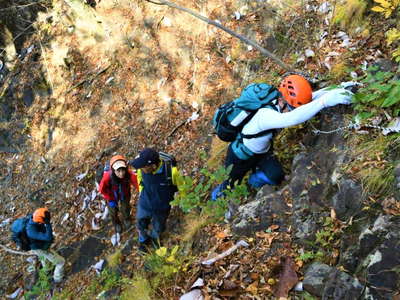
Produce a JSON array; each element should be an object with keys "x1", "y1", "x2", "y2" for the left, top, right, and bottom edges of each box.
[
  {"x1": 26, "y1": 219, "x2": 53, "y2": 250},
  {"x1": 137, "y1": 162, "x2": 178, "y2": 216}
]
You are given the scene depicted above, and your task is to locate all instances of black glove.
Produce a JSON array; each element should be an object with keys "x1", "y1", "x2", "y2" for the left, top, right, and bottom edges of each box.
[{"x1": 43, "y1": 211, "x2": 51, "y2": 224}]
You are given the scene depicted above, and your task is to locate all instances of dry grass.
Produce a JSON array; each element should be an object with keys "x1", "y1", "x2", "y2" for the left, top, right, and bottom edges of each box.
[
  {"x1": 106, "y1": 249, "x2": 122, "y2": 268},
  {"x1": 207, "y1": 137, "x2": 228, "y2": 170},
  {"x1": 345, "y1": 134, "x2": 397, "y2": 197},
  {"x1": 120, "y1": 274, "x2": 153, "y2": 300},
  {"x1": 181, "y1": 212, "x2": 209, "y2": 243},
  {"x1": 333, "y1": 0, "x2": 368, "y2": 33}
]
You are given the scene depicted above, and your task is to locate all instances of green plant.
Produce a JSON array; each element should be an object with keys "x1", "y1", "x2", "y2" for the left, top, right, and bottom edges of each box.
[
  {"x1": 144, "y1": 245, "x2": 191, "y2": 290},
  {"x1": 315, "y1": 217, "x2": 339, "y2": 248},
  {"x1": 81, "y1": 269, "x2": 122, "y2": 300},
  {"x1": 145, "y1": 246, "x2": 181, "y2": 276},
  {"x1": 171, "y1": 165, "x2": 249, "y2": 219},
  {"x1": 352, "y1": 66, "x2": 400, "y2": 120},
  {"x1": 371, "y1": 0, "x2": 400, "y2": 18},
  {"x1": 24, "y1": 266, "x2": 52, "y2": 299},
  {"x1": 297, "y1": 250, "x2": 324, "y2": 263},
  {"x1": 386, "y1": 28, "x2": 400, "y2": 62},
  {"x1": 345, "y1": 134, "x2": 398, "y2": 197},
  {"x1": 303, "y1": 291, "x2": 318, "y2": 300}
]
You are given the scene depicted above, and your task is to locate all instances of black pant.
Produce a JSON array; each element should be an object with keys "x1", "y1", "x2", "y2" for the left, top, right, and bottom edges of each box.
[{"x1": 225, "y1": 143, "x2": 269, "y2": 187}]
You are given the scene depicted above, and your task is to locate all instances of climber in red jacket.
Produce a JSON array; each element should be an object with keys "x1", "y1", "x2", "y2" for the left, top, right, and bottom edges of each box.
[{"x1": 99, "y1": 155, "x2": 139, "y2": 233}]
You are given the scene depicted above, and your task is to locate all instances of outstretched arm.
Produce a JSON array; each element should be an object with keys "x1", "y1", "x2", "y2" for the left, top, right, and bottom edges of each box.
[{"x1": 253, "y1": 88, "x2": 352, "y2": 131}]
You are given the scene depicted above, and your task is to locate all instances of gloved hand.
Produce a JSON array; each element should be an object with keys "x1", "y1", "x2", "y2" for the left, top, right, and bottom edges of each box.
[
  {"x1": 320, "y1": 88, "x2": 353, "y2": 108},
  {"x1": 108, "y1": 201, "x2": 118, "y2": 208},
  {"x1": 43, "y1": 211, "x2": 51, "y2": 224},
  {"x1": 340, "y1": 81, "x2": 362, "y2": 89},
  {"x1": 340, "y1": 81, "x2": 362, "y2": 93}
]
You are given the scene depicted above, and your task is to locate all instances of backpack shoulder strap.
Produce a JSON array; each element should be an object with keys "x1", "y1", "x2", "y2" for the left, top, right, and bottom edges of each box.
[
  {"x1": 240, "y1": 102, "x2": 279, "y2": 139},
  {"x1": 161, "y1": 160, "x2": 173, "y2": 186},
  {"x1": 241, "y1": 129, "x2": 276, "y2": 139}
]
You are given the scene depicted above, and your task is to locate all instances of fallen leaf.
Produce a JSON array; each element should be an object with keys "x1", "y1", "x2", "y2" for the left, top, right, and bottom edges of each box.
[
  {"x1": 274, "y1": 257, "x2": 298, "y2": 298},
  {"x1": 330, "y1": 208, "x2": 337, "y2": 220},
  {"x1": 216, "y1": 231, "x2": 227, "y2": 239},
  {"x1": 269, "y1": 225, "x2": 280, "y2": 231},
  {"x1": 245, "y1": 281, "x2": 258, "y2": 294}
]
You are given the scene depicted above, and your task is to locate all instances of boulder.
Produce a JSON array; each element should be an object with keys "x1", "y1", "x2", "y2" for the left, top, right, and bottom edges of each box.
[
  {"x1": 331, "y1": 178, "x2": 363, "y2": 220},
  {"x1": 303, "y1": 262, "x2": 333, "y2": 297},
  {"x1": 322, "y1": 269, "x2": 363, "y2": 300},
  {"x1": 232, "y1": 186, "x2": 289, "y2": 236}
]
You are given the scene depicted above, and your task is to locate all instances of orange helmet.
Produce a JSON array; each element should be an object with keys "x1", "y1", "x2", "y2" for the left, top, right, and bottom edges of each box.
[
  {"x1": 33, "y1": 207, "x2": 49, "y2": 224},
  {"x1": 278, "y1": 75, "x2": 312, "y2": 107},
  {"x1": 110, "y1": 155, "x2": 127, "y2": 170}
]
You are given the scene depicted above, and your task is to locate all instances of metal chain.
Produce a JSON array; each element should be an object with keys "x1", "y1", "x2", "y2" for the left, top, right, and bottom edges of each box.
[
  {"x1": 309, "y1": 121, "x2": 358, "y2": 135},
  {"x1": 309, "y1": 121, "x2": 400, "y2": 135}
]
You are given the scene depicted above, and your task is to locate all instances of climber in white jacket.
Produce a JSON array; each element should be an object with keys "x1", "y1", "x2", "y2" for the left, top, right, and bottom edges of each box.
[{"x1": 212, "y1": 75, "x2": 355, "y2": 200}]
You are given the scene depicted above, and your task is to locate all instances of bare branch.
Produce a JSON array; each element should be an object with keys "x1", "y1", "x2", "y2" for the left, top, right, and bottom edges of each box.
[
  {"x1": 0, "y1": 244, "x2": 33, "y2": 256},
  {"x1": 143, "y1": 0, "x2": 293, "y2": 71}
]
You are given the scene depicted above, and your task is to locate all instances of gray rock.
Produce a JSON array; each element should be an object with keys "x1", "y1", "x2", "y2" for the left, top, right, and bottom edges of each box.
[
  {"x1": 331, "y1": 178, "x2": 363, "y2": 220},
  {"x1": 365, "y1": 237, "x2": 400, "y2": 299},
  {"x1": 303, "y1": 262, "x2": 334, "y2": 297},
  {"x1": 232, "y1": 190, "x2": 289, "y2": 236},
  {"x1": 322, "y1": 269, "x2": 363, "y2": 300},
  {"x1": 293, "y1": 215, "x2": 318, "y2": 242},
  {"x1": 372, "y1": 58, "x2": 398, "y2": 73}
]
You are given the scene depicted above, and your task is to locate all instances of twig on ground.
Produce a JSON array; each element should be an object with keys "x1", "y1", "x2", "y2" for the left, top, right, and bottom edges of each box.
[
  {"x1": 39, "y1": 41, "x2": 54, "y2": 91},
  {"x1": 0, "y1": 1, "x2": 47, "y2": 11},
  {"x1": 65, "y1": 64, "x2": 112, "y2": 94},
  {"x1": 201, "y1": 240, "x2": 249, "y2": 266},
  {"x1": 168, "y1": 120, "x2": 187, "y2": 137},
  {"x1": 0, "y1": 243, "x2": 33, "y2": 256}
]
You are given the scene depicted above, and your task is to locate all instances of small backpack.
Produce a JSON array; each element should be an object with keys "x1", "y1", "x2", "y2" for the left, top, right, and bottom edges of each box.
[
  {"x1": 212, "y1": 83, "x2": 281, "y2": 142},
  {"x1": 159, "y1": 152, "x2": 177, "y2": 188},
  {"x1": 11, "y1": 215, "x2": 31, "y2": 251}
]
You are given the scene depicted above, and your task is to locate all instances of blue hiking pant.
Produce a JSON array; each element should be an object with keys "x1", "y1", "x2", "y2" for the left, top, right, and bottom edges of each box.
[{"x1": 136, "y1": 206, "x2": 170, "y2": 243}]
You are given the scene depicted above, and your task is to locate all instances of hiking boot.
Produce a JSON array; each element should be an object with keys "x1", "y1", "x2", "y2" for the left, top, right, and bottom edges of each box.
[{"x1": 138, "y1": 239, "x2": 152, "y2": 254}]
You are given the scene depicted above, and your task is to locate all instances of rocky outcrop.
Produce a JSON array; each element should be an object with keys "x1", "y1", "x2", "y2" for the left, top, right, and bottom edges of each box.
[{"x1": 303, "y1": 262, "x2": 363, "y2": 300}]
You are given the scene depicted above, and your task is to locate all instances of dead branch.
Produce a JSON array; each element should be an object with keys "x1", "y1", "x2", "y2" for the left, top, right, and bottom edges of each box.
[
  {"x1": 201, "y1": 240, "x2": 249, "y2": 266},
  {"x1": 143, "y1": 0, "x2": 293, "y2": 72},
  {"x1": 168, "y1": 119, "x2": 187, "y2": 137},
  {"x1": 65, "y1": 64, "x2": 111, "y2": 94},
  {"x1": 0, "y1": 243, "x2": 33, "y2": 256}
]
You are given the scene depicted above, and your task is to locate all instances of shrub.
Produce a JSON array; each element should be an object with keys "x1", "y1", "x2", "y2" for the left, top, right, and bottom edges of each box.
[{"x1": 171, "y1": 165, "x2": 249, "y2": 219}]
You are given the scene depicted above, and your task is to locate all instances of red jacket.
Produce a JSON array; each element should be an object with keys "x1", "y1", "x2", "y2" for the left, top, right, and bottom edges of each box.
[{"x1": 99, "y1": 170, "x2": 139, "y2": 202}]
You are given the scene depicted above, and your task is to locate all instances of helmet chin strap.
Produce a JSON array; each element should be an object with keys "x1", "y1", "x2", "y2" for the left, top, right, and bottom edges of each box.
[{"x1": 275, "y1": 98, "x2": 294, "y2": 113}]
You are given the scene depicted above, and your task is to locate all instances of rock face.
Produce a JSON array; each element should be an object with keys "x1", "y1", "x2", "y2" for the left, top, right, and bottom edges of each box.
[
  {"x1": 303, "y1": 263, "x2": 363, "y2": 300},
  {"x1": 322, "y1": 269, "x2": 363, "y2": 300},
  {"x1": 232, "y1": 185, "x2": 290, "y2": 236},
  {"x1": 303, "y1": 262, "x2": 333, "y2": 297},
  {"x1": 232, "y1": 108, "x2": 400, "y2": 299}
]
